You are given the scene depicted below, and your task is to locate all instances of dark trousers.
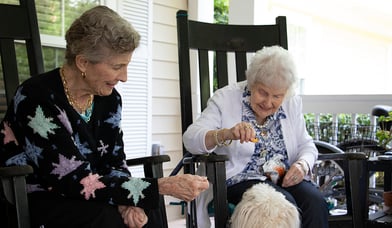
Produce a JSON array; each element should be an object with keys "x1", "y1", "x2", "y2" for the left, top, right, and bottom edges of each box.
[
  {"x1": 28, "y1": 192, "x2": 164, "y2": 228},
  {"x1": 227, "y1": 180, "x2": 329, "y2": 228}
]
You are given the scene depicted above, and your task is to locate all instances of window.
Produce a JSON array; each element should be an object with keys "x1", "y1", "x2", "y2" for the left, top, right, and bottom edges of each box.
[
  {"x1": 0, "y1": 0, "x2": 99, "y2": 81},
  {"x1": 37, "y1": 0, "x2": 100, "y2": 74},
  {"x1": 0, "y1": 0, "x2": 152, "y2": 164},
  {"x1": 0, "y1": 0, "x2": 99, "y2": 119}
]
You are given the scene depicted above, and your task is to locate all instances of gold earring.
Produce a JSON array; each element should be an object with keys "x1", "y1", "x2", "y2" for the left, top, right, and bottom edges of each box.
[{"x1": 81, "y1": 72, "x2": 86, "y2": 79}]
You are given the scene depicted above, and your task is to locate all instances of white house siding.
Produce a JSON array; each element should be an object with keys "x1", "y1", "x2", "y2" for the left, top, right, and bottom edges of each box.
[
  {"x1": 152, "y1": 0, "x2": 188, "y2": 221},
  {"x1": 152, "y1": 0, "x2": 187, "y2": 175}
]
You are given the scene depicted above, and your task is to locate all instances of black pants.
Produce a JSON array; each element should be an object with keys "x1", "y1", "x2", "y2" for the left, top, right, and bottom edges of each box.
[
  {"x1": 28, "y1": 192, "x2": 164, "y2": 228},
  {"x1": 227, "y1": 180, "x2": 329, "y2": 228}
]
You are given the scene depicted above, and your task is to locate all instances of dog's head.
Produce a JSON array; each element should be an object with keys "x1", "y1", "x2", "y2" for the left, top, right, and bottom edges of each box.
[{"x1": 230, "y1": 183, "x2": 300, "y2": 228}]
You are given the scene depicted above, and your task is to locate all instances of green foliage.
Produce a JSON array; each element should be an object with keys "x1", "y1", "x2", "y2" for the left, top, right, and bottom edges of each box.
[
  {"x1": 304, "y1": 113, "x2": 372, "y2": 143},
  {"x1": 36, "y1": 0, "x2": 62, "y2": 36},
  {"x1": 375, "y1": 111, "x2": 392, "y2": 148},
  {"x1": 214, "y1": 0, "x2": 229, "y2": 24}
]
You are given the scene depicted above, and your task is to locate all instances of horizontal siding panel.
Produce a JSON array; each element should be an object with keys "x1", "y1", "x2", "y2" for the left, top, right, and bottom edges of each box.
[
  {"x1": 152, "y1": 133, "x2": 183, "y2": 151},
  {"x1": 152, "y1": 116, "x2": 181, "y2": 133},
  {"x1": 152, "y1": 61, "x2": 179, "y2": 80},
  {"x1": 152, "y1": 42, "x2": 178, "y2": 62},
  {"x1": 153, "y1": 23, "x2": 177, "y2": 43},
  {"x1": 152, "y1": 78, "x2": 179, "y2": 98},
  {"x1": 152, "y1": 98, "x2": 180, "y2": 115},
  {"x1": 154, "y1": 0, "x2": 187, "y2": 9},
  {"x1": 153, "y1": 4, "x2": 178, "y2": 26},
  {"x1": 152, "y1": 0, "x2": 187, "y2": 220}
]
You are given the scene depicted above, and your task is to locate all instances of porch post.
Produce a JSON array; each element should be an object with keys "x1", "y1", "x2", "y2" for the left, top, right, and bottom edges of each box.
[
  {"x1": 227, "y1": 0, "x2": 273, "y2": 84},
  {"x1": 188, "y1": 0, "x2": 213, "y2": 22}
]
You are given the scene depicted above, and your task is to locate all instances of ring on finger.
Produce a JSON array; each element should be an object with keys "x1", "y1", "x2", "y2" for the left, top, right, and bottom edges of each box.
[{"x1": 292, "y1": 176, "x2": 298, "y2": 181}]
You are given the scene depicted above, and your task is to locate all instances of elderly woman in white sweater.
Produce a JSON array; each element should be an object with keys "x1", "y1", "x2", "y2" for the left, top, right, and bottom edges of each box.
[{"x1": 183, "y1": 45, "x2": 328, "y2": 228}]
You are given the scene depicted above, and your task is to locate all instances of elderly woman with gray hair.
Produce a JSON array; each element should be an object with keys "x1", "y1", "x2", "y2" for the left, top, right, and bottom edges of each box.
[
  {"x1": 0, "y1": 5, "x2": 208, "y2": 228},
  {"x1": 183, "y1": 45, "x2": 328, "y2": 228}
]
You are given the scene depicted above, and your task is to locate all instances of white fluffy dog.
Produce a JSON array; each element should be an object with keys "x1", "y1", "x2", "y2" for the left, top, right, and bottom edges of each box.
[{"x1": 230, "y1": 183, "x2": 300, "y2": 228}]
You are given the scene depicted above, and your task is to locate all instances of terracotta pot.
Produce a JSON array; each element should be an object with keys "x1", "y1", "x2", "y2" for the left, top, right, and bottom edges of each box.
[{"x1": 383, "y1": 191, "x2": 392, "y2": 214}]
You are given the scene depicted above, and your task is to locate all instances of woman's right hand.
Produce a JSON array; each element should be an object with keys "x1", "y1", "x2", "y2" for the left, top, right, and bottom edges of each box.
[
  {"x1": 205, "y1": 122, "x2": 256, "y2": 149},
  {"x1": 158, "y1": 174, "x2": 209, "y2": 201},
  {"x1": 228, "y1": 121, "x2": 256, "y2": 143}
]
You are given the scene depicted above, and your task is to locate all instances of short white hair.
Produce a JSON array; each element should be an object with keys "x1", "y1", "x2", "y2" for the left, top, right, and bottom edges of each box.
[{"x1": 246, "y1": 45, "x2": 298, "y2": 98}]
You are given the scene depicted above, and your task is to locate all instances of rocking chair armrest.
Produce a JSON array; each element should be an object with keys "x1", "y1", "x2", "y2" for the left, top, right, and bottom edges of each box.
[
  {"x1": 0, "y1": 165, "x2": 33, "y2": 177},
  {"x1": 126, "y1": 155, "x2": 170, "y2": 167},
  {"x1": 318, "y1": 152, "x2": 367, "y2": 161},
  {"x1": 125, "y1": 155, "x2": 170, "y2": 227},
  {"x1": 183, "y1": 153, "x2": 229, "y2": 164},
  {"x1": 315, "y1": 140, "x2": 368, "y2": 227},
  {"x1": 126, "y1": 155, "x2": 170, "y2": 179},
  {"x1": 0, "y1": 164, "x2": 33, "y2": 227}
]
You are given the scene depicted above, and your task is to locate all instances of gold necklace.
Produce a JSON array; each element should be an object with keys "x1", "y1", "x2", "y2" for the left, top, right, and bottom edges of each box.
[{"x1": 60, "y1": 67, "x2": 93, "y2": 114}]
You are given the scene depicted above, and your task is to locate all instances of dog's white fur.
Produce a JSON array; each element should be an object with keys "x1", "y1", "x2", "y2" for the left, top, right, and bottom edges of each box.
[{"x1": 230, "y1": 183, "x2": 300, "y2": 228}]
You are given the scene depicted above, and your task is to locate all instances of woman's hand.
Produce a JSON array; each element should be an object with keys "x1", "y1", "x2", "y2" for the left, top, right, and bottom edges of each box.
[
  {"x1": 118, "y1": 205, "x2": 148, "y2": 228},
  {"x1": 205, "y1": 122, "x2": 256, "y2": 149},
  {"x1": 158, "y1": 174, "x2": 209, "y2": 201},
  {"x1": 228, "y1": 122, "x2": 256, "y2": 143},
  {"x1": 281, "y1": 162, "x2": 305, "y2": 187}
]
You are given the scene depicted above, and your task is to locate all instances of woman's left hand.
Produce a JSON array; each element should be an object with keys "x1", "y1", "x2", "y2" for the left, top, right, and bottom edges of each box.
[
  {"x1": 281, "y1": 163, "x2": 304, "y2": 187},
  {"x1": 118, "y1": 205, "x2": 148, "y2": 228},
  {"x1": 158, "y1": 174, "x2": 209, "y2": 202}
]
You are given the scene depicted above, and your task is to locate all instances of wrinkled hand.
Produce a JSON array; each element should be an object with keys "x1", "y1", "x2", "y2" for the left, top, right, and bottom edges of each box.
[
  {"x1": 158, "y1": 174, "x2": 209, "y2": 201},
  {"x1": 281, "y1": 163, "x2": 304, "y2": 187},
  {"x1": 229, "y1": 122, "x2": 256, "y2": 143},
  {"x1": 118, "y1": 205, "x2": 148, "y2": 228}
]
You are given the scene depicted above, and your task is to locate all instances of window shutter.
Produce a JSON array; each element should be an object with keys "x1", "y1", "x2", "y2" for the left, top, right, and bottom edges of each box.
[{"x1": 116, "y1": 0, "x2": 152, "y2": 173}]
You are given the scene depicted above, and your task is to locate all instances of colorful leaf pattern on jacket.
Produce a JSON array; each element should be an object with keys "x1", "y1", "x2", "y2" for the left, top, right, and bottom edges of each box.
[{"x1": 0, "y1": 68, "x2": 159, "y2": 209}]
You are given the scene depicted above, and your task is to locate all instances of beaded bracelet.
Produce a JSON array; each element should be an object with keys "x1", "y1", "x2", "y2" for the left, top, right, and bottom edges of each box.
[{"x1": 214, "y1": 129, "x2": 232, "y2": 147}]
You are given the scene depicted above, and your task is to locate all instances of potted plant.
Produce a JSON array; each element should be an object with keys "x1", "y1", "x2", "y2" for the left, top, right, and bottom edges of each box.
[{"x1": 375, "y1": 111, "x2": 392, "y2": 150}]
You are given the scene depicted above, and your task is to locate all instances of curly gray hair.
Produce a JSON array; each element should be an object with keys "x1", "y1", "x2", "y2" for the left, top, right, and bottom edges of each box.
[{"x1": 65, "y1": 5, "x2": 140, "y2": 65}]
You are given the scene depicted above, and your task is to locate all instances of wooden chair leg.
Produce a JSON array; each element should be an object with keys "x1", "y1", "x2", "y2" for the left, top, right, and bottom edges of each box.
[
  {"x1": 348, "y1": 158, "x2": 368, "y2": 228},
  {"x1": 206, "y1": 160, "x2": 228, "y2": 228}
]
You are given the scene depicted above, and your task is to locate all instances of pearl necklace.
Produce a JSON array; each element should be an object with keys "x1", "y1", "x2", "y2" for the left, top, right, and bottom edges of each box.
[
  {"x1": 253, "y1": 118, "x2": 271, "y2": 138},
  {"x1": 254, "y1": 119, "x2": 270, "y2": 129},
  {"x1": 60, "y1": 67, "x2": 93, "y2": 114}
]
